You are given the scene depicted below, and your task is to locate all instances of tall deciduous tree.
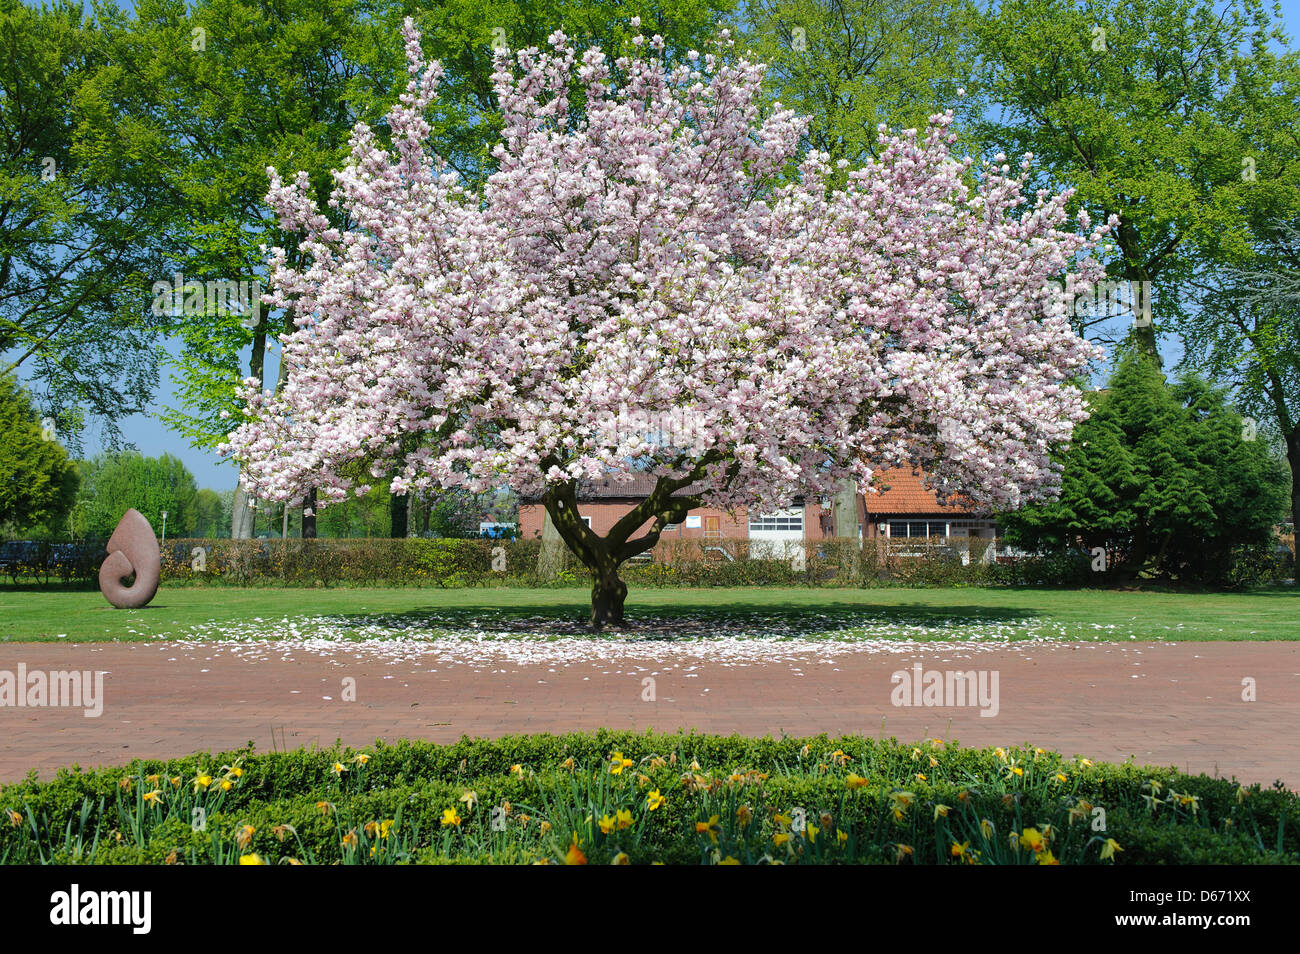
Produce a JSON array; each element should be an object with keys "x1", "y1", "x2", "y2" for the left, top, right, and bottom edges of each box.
[
  {"x1": 0, "y1": 0, "x2": 172, "y2": 447},
  {"x1": 115, "y1": 0, "x2": 404, "y2": 537},
  {"x1": 740, "y1": 0, "x2": 982, "y2": 170},
  {"x1": 225, "y1": 20, "x2": 1109, "y2": 627},
  {"x1": 969, "y1": 0, "x2": 1299, "y2": 358},
  {"x1": 1184, "y1": 218, "x2": 1300, "y2": 535}
]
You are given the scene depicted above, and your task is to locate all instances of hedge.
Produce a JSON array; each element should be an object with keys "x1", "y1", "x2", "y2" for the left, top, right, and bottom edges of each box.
[
  {"x1": 1, "y1": 732, "x2": 1294, "y2": 865},
  {"x1": 1, "y1": 535, "x2": 1288, "y2": 589}
]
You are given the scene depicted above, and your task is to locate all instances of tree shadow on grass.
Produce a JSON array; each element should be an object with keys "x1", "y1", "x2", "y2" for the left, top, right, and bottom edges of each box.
[{"x1": 320, "y1": 597, "x2": 1043, "y2": 640}]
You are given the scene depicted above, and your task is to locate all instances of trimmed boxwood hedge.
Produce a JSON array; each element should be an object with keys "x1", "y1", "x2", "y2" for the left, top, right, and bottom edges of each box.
[{"x1": 2, "y1": 731, "x2": 1294, "y2": 865}]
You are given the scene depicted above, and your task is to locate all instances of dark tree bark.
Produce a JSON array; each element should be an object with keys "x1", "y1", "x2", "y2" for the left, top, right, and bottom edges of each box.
[
  {"x1": 302, "y1": 487, "x2": 317, "y2": 539},
  {"x1": 391, "y1": 492, "x2": 409, "y2": 539},
  {"x1": 541, "y1": 454, "x2": 727, "y2": 629}
]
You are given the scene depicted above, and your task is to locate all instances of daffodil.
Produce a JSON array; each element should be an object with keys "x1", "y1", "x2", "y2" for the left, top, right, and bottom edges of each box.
[
  {"x1": 696, "y1": 815, "x2": 722, "y2": 844},
  {"x1": 608, "y1": 752, "x2": 633, "y2": 775},
  {"x1": 980, "y1": 818, "x2": 995, "y2": 839},
  {"x1": 647, "y1": 789, "x2": 666, "y2": 811},
  {"x1": 1037, "y1": 849, "x2": 1059, "y2": 865},
  {"x1": 1019, "y1": 828, "x2": 1045, "y2": 853},
  {"x1": 773, "y1": 832, "x2": 790, "y2": 847},
  {"x1": 238, "y1": 853, "x2": 264, "y2": 865},
  {"x1": 736, "y1": 804, "x2": 753, "y2": 826},
  {"x1": 599, "y1": 814, "x2": 616, "y2": 835},
  {"x1": 611, "y1": 852, "x2": 630, "y2": 865},
  {"x1": 331, "y1": 762, "x2": 347, "y2": 775},
  {"x1": 837, "y1": 829, "x2": 848, "y2": 847},
  {"x1": 718, "y1": 855, "x2": 741, "y2": 865},
  {"x1": 441, "y1": 807, "x2": 462, "y2": 827},
  {"x1": 615, "y1": 809, "x2": 634, "y2": 831},
  {"x1": 316, "y1": 800, "x2": 333, "y2": 816},
  {"x1": 142, "y1": 790, "x2": 162, "y2": 805},
  {"x1": 846, "y1": 773, "x2": 869, "y2": 789},
  {"x1": 192, "y1": 772, "x2": 213, "y2": 791},
  {"x1": 934, "y1": 804, "x2": 950, "y2": 820},
  {"x1": 893, "y1": 843, "x2": 913, "y2": 863},
  {"x1": 1099, "y1": 838, "x2": 1123, "y2": 860},
  {"x1": 236, "y1": 824, "x2": 255, "y2": 848}
]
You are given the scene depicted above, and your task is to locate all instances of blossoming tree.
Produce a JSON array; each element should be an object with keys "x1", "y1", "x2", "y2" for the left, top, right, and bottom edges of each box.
[{"x1": 223, "y1": 18, "x2": 1111, "y2": 627}]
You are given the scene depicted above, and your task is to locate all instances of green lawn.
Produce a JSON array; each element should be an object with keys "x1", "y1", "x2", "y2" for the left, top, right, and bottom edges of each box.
[{"x1": 0, "y1": 583, "x2": 1296, "y2": 642}]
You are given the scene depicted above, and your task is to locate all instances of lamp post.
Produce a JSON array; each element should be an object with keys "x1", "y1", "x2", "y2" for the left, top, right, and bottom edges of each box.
[{"x1": 161, "y1": 510, "x2": 168, "y2": 545}]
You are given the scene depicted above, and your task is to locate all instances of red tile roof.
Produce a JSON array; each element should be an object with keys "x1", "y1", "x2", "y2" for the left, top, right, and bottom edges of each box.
[{"x1": 863, "y1": 467, "x2": 975, "y2": 516}]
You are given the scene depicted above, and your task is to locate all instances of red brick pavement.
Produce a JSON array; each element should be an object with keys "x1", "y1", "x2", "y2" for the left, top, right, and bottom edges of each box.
[{"x1": 1, "y1": 641, "x2": 1296, "y2": 785}]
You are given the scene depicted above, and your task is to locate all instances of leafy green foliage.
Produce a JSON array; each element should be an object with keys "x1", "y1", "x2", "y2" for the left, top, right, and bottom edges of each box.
[
  {"x1": 969, "y1": 0, "x2": 1300, "y2": 356},
  {"x1": 0, "y1": 374, "x2": 79, "y2": 535},
  {"x1": 1001, "y1": 353, "x2": 1290, "y2": 581},
  {"x1": 0, "y1": 0, "x2": 171, "y2": 445},
  {"x1": 71, "y1": 451, "x2": 199, "y2": 538},
  {"x1": 1, "y1": 733, "x2": 1294, "y2": 864}
]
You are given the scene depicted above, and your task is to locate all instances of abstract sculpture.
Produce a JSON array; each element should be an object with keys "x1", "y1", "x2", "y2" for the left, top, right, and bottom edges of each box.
[{"x1": 98, "y1": 509, "x2": 161, "y2": 609}]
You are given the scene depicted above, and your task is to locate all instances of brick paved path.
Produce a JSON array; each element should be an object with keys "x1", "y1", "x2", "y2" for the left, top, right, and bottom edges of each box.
[{"x1": 1, "y1": 641, "x2": 1296, "y2": 785}]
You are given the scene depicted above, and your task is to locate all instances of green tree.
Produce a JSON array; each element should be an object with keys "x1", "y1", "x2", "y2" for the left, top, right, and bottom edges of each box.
[
  {"x1": 0, "y1": 374, "x2": 79, "y2": 536},
  {"x1": 969, "y1": 0, "x2": 1300, "y2": 358},
  {"x1": 0, "y1": 0, "x2": 173, "y2": 448},
  {"x1": 72, "y1": 451, "x2": 199, "y2": 538},
  {"x1": 1183, "y1": 217, "x2": 1300, "y2": 534},
  {"x1": 739, "y1": 0, "x2": 981, "y2": 172},
  {"x1": 112, "y1": 0, "x2": 405, "y2": 536},
  {"x1": 1001, "y1": 352, "x2": 1290, "y2": 581},
  {"x1": 192, "y1": 487, "x2": 231, "y2": 537}
]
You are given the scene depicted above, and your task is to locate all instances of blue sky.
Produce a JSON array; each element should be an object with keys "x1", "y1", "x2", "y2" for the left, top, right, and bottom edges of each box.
[{"x1": 16, "y1": 0, "x2": 1300, "y2": 490}]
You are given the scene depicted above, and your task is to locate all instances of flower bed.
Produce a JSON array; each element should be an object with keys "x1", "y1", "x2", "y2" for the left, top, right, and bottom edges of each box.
[{"x1": 2, "y1": 732, "x2": 1294, "y2": 865}]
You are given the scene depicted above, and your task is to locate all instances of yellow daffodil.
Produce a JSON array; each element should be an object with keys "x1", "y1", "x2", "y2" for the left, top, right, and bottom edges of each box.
[
  {"x1": 980, "y1": 818, "x2": 995, "y2": 839},
  {"x1": 934, "y1": 804, "x2": 950, "y2": 820},
  {"x1": 142, "y1": 790, "x2": 162, "y2": 805},
  {"x1": 846, "y1": 773, "x2": 869, "y2": 789},
  {"x1": 316, "y1": 800, "x2": 333, "y2": 816},
  {"x1": 696, "y1": 815, "x2": 722, "y2": 844},
  {"x1": 1037, "y1": 850, "x2": 1059, "y2": 865},
  {"x1": 736, "y1": 804, "x2": 753, "y2": 826},
  {"x1": 238, "y1": 853, "x2": 264, "y2": 865},
  {"x1": 951, "y1": 841, "x2": 973, "y2": 864},
  {"x1": 219, "y1": 779, "x2": 233, "y2": 792},
  {"x1": 353, "y1": 754, "x2": 370, "y2": 765},
  {"x1": 719, "y1": 855, "x2": 741, "y2": 865},
  {"x1": 331, "y1": 762, "x2": 347, "y2": 775},
  {"x1": 192, "y1": 772, "x2": 212, "y2": 791},
  {"x1": 459, "y1": 790, "x2": 478, "y2": 811},
  {"x1": 379, "y1": 819, "x2": 394, "y2": 839},
  {"x1": 647, "y1": 789, "x2": 666, "y2": 811},
  {"x1": 236, "y1": 824, "x2": 255, "y2": 848},
  {"x1": 773, "y1": 832, "x2": 790, "y2": 847},
  {"x1": 894, "y1": 843, "x2": 913, "y2": 863},
  {"x1": 341, "y1": 830, "x2": 358, "y2": 849},
  {"x1": 1019, "y1": 828, "x2": 1045, "y2": 853},
  {"x1": 1055, "y1": 773, "x2": 1068, "y2": 783},
  {"x1": 611, "y1": 852, "x2": 630, "y2": 865},
  {"x1": 615, "y1": 809, "x2": 633, "y2": 831},
  {"x1": 6, "y1": 809, "x2": 21, "y2": 827},
  {"x1": 837, "y1": 829, "x2": 848, "y2": 847},
  {"x1": 1099, "y1": 838, "x2": 1123, "y2": 860},
  {"x1": 441, "y1": 808, "x2": 462, "y2": 828},
  {"x1": 608, "y1": 752, "x2": 633, "y2": 775},
  {"x1": 273, "y1": 824, "x2": 296, "y2": 841},
  {"x1": 599, "y1": 814, "x2": 616, "y2": 835}
]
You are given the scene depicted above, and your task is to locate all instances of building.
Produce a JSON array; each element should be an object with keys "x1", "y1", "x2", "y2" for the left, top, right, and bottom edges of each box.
[{"x1": 516, "y1": 467, "x2": 998, "y2": 555}]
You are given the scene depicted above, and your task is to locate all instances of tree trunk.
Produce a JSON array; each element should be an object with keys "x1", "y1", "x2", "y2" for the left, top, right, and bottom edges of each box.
[
  {"x1": 391, "y1": 492, "x2": 409, "y2": 538},
  {"x1": 591, "y1": 568, "x2": 628, "y2": 629},
  {"x1": 231, "y1": 313, "x2": 268, "y2": 540},
  {"x1": 1288, "y1": 427, "x2": 1300, "y2": 546},
  {"x1": 302, "y1": 487, "x2": 317, "y2": 538}
]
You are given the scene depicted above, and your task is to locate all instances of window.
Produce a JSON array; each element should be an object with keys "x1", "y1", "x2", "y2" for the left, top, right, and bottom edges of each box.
[
  {"x1": 888, "y1": 520, "x2": 948, "y2": 538},
  {"x1": 749, "y1": 512, "x2": 804, "y2": 532}
]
